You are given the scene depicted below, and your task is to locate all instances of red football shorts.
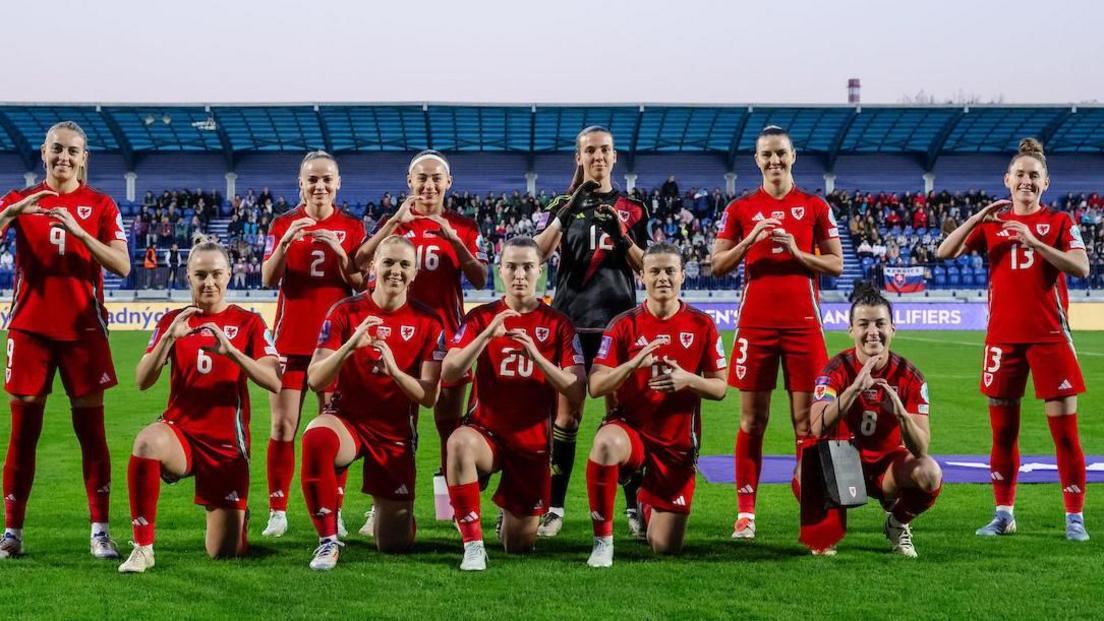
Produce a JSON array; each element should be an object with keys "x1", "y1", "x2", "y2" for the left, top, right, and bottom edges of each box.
[
  {"x1": 338, "y1": 417, "x2": 416, "y2": 502},
  {"x1": 727, "y1": 325, "x2": 827, "y2": 392},
  {"x1": 163, "y1": 422, "x2": 250, "y2": 511},
  {"x1": 604, "y1": 419, "x2": 696, "y2": 514},
  {"x1": 4, "y1": 329, "x2": 118, "y2": 398},
  {"x1": 861, "y1": 446, "x2": 912, "y2": 501},
  {"x1": 468, "y1": 424, "x2": 549, "y2": 517},
  {"x1": 279, "y1": 354, "x2": 337, "y2": 393},
  {"x1": 980, "y1": 340, "x2": 1085, "y2": 400}
]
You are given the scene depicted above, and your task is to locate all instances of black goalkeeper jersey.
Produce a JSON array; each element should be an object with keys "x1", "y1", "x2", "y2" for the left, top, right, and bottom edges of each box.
[{"x1": 540, "y1": 189, "x2": 650, "y2": 332}]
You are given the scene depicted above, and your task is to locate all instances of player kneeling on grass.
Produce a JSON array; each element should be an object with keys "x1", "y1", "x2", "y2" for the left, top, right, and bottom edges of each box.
[
  {"x1": 301, "y1": 236, "x2": 443, "y2": 571},
  {"x1": 585, "y1": 242, "x2": 727, "y2": 567},
  {"x1": 120, "y1": 241, "x2": 282, "y2": 573},
  {"x1": 442, "y1": 236, "x2": 585, "y2": 571},
  {"x1": 808, "y1": 284, "x2": 942, "y2": 558}
]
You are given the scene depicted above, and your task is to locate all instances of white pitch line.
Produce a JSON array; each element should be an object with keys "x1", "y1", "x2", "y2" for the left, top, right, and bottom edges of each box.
[{"x1": 894, "y1": 335, "x2": 1104, "y2": 357}]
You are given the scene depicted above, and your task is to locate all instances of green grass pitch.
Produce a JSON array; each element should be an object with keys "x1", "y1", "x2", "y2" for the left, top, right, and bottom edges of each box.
[{"x1": 1, "y1": 330, "x2": 1102, "y2": 620}]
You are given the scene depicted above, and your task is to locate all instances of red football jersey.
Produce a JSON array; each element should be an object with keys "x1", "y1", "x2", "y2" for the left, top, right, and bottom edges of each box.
[
  {"x1": 451, "y1": 299, "x2": 583, "y2": 453},
  {"x1": 965, "y1": 208, "x2": 1085, "y2": 343},
  {"x1": 147, "y1": 305, "x2": 278, "y2": 451},
  {"x1": 316, "y1": 293, "x2": 444, "y2": 443},
  {"x1": 1, "y1": 183, "x2": 127, "y2": 340},
  {"x1": 264, "y1": 206, "x2": 366, "y2": 356},
  {"x1": 388, "y1": 213, "x2": 487, "y2": 336},
  {"x1": 814, "y1": 349, "x2": 929, "y2": 462},
  {"x1": 592, "y1": 301, "x2": 727, "y2": 452},
  {"x1": 717, "y1": 187, "x2": 839, "y2": 329}
]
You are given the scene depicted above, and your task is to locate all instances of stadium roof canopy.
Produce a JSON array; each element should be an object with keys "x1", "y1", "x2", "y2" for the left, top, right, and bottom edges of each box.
[{"x1": 2, "y1": 103, "x2": 1101, "y2": 171}]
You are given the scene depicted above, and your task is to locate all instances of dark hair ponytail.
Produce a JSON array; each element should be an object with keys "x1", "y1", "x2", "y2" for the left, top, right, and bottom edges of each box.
[{"x1": 848, "y1": 281, "x2": 894, "y2": 324}]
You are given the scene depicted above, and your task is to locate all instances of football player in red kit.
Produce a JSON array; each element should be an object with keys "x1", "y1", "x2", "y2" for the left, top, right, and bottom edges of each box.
[
  {"x1": 937, "y1": 138, "x2": 1091, "y2": 541},
  {"x1": 355, "y1": 150, "x2": 487, "y2": 534},
  {"x1": 711, "y1": 125, "x2": 843, "y2": 539},
  {"x1": 119, "y1": 241, "x2": 281, "y2": 573},
  {"x1": 584, "y1": 243, "x2": 727, "y2": 567},
  {"x1": 1, "y1": 121, "x2": 131, "y2": 560},
  {"x1": 442, "y1": 236, "x2": 585, "y2": 571},
  {"x1": 300, "y1": 236, "x2": 443, "y2": 570},
  {"x1": 808, "y1": 284, "x2": 943, "y2": 557},
  {"x1": 260, "y1": 151, "x2": 365, "y2": 539}
]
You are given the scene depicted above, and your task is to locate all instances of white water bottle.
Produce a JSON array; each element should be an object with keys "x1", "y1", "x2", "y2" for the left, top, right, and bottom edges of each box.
[{"x1": 433, "y1": 473, "x2": 454, "y2": 521}]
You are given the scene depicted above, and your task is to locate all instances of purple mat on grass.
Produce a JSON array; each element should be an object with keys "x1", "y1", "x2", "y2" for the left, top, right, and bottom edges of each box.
[{"x1": 698, "y1": 455, "x2": 1104, "y2": 485}]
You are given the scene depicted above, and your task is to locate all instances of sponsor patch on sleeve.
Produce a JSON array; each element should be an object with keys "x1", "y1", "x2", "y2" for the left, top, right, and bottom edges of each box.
[
  {"x1": 596, "y1": 335, "x2": 612, "y2": 361},
  {"x1": 571, "y1": 335, "x2": 585, "y2": 365},
  {"x1": 452, "y1": 323, "x2": 467, "y2": 345},
  {"x1": 1069, "y1": 224, "x2": 1086, "y2": 250},
  {"x1": 714, "y1": 335, "x2": 727, "y2": 368},
  {"x1": 317, "y1": 321, "x2": 331, "y2": 346}
]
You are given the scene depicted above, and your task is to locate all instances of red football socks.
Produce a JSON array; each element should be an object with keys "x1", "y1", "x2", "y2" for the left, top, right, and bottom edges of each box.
[
  {"x1": 267, "y1": 439, "x2": 295, "y2": 512},
  {"x1": 72, "y1": 405, "x2": 111, "y2": 524},
  {"x1": 988, "y1": 402, "x2": 1021, "y2": 506},
  {"x1": 735, "y1": 429, "x2": 764, "y2": 514},
  {"x1": 448, "y1": 481, "x2": 482, "y2": 543},
  {"x1": 586, "y1": 460, "x2": 619, "y2": 537},
  {"x1": 127, "y1": 456, "x2": 161, "y2": 546},
  {"x1": 1047, "y1": 414, "x2": 1086, "y2": 514},
  {"x1": 300, "y1": 428, "x2": 339, "y2": 538},
  {"x1": 3, "y1": 401, "x2": 45, "y2": 529},
  {"x1": 892, "y1": 483, "x2": 944, "y2": 524}
]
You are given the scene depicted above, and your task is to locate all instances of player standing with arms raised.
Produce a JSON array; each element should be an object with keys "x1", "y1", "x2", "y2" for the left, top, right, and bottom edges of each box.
[
  {"x1": 119, "y1": 241, "x2": 281, "y2": 572},
  {"x1": 260, "y1": 151, "x2": 365, "y2": 539},
  {"x1": 300, "y1": 236, "x2": 443, "y2": 570},
  {"x1": 585, "y1": 243, "x2": 727, "y2": 567},
  {"x1": 808, "y1": 284, "x2": 943, "y2": 557},
  {"x1": 442, "y1": 236, "x2": 585, "y2": 571},
  {"x1": 532, "y1": 126, "x2": 650, "y2": 537},
  {"x1": 1, "y1": 122, "x2": 130, "y2": 559},
  {"x1": 937, "y1": 138, "x2": 1090, "y2": 541},
  {"x1": 711, "y1": 125, "x2": 843, "y2": 539},
  {"x1": 355, "y1": 150, "x2": 487, "y2": 532}
]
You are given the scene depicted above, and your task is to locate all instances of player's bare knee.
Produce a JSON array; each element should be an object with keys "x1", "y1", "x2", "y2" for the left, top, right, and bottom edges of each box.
[
  {"x1": 132, "y1": 428, "x2": 167, "y2": 458},
  {"x1": 590, "y1": 432, "x2": 625, "y2": 464},
  {"x1": 649, "y1": 536, "x2": 683, "y2": 555},
  {"x1": 988, "y1": 397, "x2": 1019, "y2": 407},
  {"x1": 502, "y1": 533, "x2": 536, "y2": 554},
  {"x1": 913, "y1": 459, "x2": 942, "y2": 493},
  {"x1": 9, "y1": 393, "x2": 44, "y2": 405},
  {"x1": 739, "y1": 417, "x2": 767, "y2": 436},
  {"x1": 376, "y1": 532, "x2": 414, "y2": 554}
]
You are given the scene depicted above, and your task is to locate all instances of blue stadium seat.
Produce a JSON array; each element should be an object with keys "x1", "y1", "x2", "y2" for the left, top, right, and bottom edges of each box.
[
  {"x1": 947, "y1": 266, "x2": 961, "y2": 287},
  {"x1": 932, "y1": 266, "x2": 947, "y2": 288}
]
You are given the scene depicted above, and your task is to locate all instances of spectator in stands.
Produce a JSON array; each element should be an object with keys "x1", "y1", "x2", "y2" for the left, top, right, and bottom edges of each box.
[
  {"x1": 174, "y1": 215, "x2": 189, "y2": 246},
  {"x1": 857, "y1": 236, "x2": 873, "y2": 258},
  {"x1": 0, "y1": 246, "x2": 13, "y2": 273},
  {"x1": 143, "y1": 245, "x2": 158, "y2": 288},
  {"x1": 165, "y1": 244, "x2": 182, "y2": 290},
  {"x1": 661, "y1": 175, "x2": 679, "y2": 199},
  {"x1": 232, "y1": 255, "x2": 247, "y2": 289},
  {"x1": 871, "y1": 238, "x2": 887, "y2": 259}
]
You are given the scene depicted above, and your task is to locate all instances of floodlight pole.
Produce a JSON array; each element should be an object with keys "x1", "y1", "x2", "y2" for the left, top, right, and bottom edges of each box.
[
  {"x1": 624, "y1": 173, "x2": 637, "y2": 193},
  {"x1": 724, "y1": 172, "x2": 737, "y2": 196},
  {"x1": 23, "y1": 172, "x2": 36, "y2": 189},
  {"x1": 823, "y1": 173, "x2": 836, "y2": 194},
  {"x1": 226, "y1": 172, "x2": 238, "y2": 201},
  {"x1": 125, "y1": 172, "x2": 137, "y2": 202},
  {"x1": 923, "y1": 172, "x2": 935, "y2": 194}
]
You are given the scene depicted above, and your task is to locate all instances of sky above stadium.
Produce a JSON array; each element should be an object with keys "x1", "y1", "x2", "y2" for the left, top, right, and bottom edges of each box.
[{"x1": 4, "y1": 0, "x2": 1101, "y2": 105}]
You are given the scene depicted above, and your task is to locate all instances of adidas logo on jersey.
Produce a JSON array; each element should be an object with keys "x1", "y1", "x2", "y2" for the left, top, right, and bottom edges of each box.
[
  {"x1": 394, "y1": 484, "x2": 409, "y2": 496},
  {"x1": 636, "y1": 336, "x2": 649, "y2": 348},
  {"x1": 132, "y1": 517, "x2": 149, "y2": 527},
  {"x1": 5, "y1": 493, "x2": 16, "y2": 502},
  {"x1": 1058, "y1": 379, "x2": 1073, "y2": 391},
  {"x1": 737, "y1": 485, "x2": 754, "y2": 495},
  {"x1": 990, "y1": 472, "x2": 1005, "y2": 481},
  {"x1": 225, "y1": 491, "x2": 240, "y2": 502},
  {"x1": 1064, "y1": 485, "x2": 1083, "y2": 494},
  {"x1": 673, "y1": 495, "x2": 686, "y2": 506},
  {"x1": 752, "y1": 212, "x2": 765, "y2": 222}
]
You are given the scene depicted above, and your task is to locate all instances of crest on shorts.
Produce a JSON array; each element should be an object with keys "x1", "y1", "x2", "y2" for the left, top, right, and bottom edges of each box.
[
  {"x1": 680, "y1": 332, "x2": 693, "y2": 348},
  {"x1": 376, "y1": 326, "x2": 392, "y2": 340},
  {"x1": 791, "y1": 207, "x2": 805, "y2": 220},
  {"x1": 401, "y1": 325, "x2": 415, "y2": 341},
  {"x1": 223, "y1": 325, "x2": 238, "y2": 339},
  {"x1": 848, "y1": 486, "x2": 857, "y2": 499},
  {"x1": 1035, "y1": 224, "x2": 1050, "y2": 236},
  {"x1": 771, "y1": 210, "x2": 785, "y2": 220},
  {"x1": 735, "y1": 365, "x2": 747, "y2": 379},
  {"x1": 77, "y1": 206, "x2": 92, "y2": 219},
  {"x1": 983, "y1": 372, "x2": 994, "y2": 387},
  {"x1": 535, "y1": 327, "x2": 550, "y2": 342}
]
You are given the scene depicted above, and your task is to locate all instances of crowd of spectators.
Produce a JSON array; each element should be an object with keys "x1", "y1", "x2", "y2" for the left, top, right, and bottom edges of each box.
[
  {"x1": 828, "y1": 189, "x2": 1104, "y2": 289},
  {"x1": 2, "y1": 178, "x2": 1101, "y2": 292}
]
